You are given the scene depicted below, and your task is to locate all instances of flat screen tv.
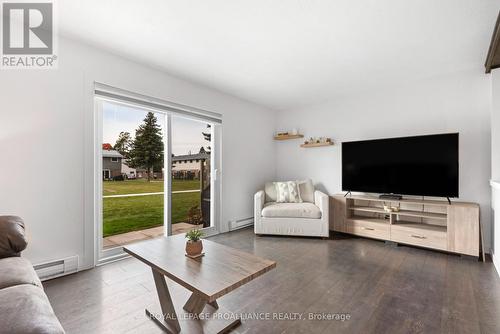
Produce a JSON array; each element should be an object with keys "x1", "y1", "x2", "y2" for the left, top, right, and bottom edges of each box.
[{"x1": 342, "y1": 133, "x2": 459, "y2": 197}]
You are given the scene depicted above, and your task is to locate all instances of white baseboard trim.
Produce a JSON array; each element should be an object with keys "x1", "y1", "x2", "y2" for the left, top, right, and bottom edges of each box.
[
  {"x1": 229, "y1": 217, "x2": 254, "y2": 231},
  {"x1": 34, "y1": 256, "x2": 79, "y2": 281}
]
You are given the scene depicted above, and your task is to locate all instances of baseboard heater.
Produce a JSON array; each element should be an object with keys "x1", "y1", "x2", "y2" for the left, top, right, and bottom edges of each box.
[
  {"x1": 229, "y1": 217, "x2": 254, "y2": 231},
  {"x1": 34, "y1": 256, "x2": 79, "y2": 281}
]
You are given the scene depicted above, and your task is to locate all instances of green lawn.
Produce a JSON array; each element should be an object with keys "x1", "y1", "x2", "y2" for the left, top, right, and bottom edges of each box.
[
  {"x1": 103, "y1": 192, "x2": 200, "y2": 237},
  {"x1": 103, "y1": 179, "x2": 200, "y2": 196}
]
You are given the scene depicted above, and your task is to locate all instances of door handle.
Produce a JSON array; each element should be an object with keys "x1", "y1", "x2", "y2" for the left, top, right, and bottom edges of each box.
[
  {"x1": 410, "y1": 234, "x2": 426, "y2": 239},
  {"x1": 363, "y1": 227, "x2": 375, "y2": 231}
]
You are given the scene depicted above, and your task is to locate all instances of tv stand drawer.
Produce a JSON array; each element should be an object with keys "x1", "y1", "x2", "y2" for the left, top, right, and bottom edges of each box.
[
  {"x1": 391, "y1": 224, "x2": 447, "y2": 250},
  {"x1": 347, "y1": 219, "x2": 390, "y2": 240}
]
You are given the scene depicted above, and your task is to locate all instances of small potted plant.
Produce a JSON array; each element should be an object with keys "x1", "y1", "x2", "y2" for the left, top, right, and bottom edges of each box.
[{"x1": 185, "y1": 229, "x2": 204, "y2": 256}]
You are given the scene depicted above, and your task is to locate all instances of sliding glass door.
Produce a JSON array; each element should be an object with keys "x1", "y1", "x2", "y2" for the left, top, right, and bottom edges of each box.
[
  {"x1": 170, "y1": 116, "x2": 214, "y2": 234},
  {"x1": 95, "y1": 97, "x2": 219, "y2": 262}
]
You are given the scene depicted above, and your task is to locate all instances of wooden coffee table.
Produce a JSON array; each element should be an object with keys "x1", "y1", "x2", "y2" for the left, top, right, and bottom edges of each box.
[{"x1": 124, "y1": 235, "x2": 276, "y2": 334}]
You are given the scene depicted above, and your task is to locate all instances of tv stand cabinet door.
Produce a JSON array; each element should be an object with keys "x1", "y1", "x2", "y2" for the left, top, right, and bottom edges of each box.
[
  {"x1": 332, "y1": 196, "x2": 347, "y2": 232},
  {"x1": 447, "y1": 205, "x2": 480, "y2": 256}
]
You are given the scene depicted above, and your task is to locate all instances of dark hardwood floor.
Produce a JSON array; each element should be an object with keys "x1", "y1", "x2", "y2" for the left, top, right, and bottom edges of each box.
[{"x1": 44, "y1": 228, "x2": 500, "y2": 334}]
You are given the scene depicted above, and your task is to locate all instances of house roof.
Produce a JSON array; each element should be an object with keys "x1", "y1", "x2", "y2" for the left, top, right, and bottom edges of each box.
[
  {"x1": 102, "y1": 150, "x2": 123, "y2": 158},
  {"x1": 172, "y1": 152, "x2": 210, "y2": 162}
]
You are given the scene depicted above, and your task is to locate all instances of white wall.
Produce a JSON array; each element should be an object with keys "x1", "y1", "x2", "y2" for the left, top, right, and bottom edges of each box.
[
  {"x1": 491, "y1": 69, "x2": 500, "y2": 274},
  {"x1": 491, "y1": 182, "x2": 500, "y2": 274},
  {"x1": 275, "y1": 69, "x2": 493, "y2": 251},
  {"x1": 492, "y1": 70, "x2": 500, "y2": 181},
  {"x1": 0, "y1": 37, "x2": 276, "y2": 269}
]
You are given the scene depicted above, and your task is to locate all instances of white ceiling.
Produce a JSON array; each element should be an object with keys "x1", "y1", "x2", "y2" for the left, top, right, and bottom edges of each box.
[{"x1": 59, "y1": 0, "x2": 500, "y2": 111}]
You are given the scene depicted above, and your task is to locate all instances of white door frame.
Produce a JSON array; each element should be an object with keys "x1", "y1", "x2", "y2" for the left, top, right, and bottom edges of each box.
[
  {"x1": 165, "y1": 114, "x2": 172, "y2": 236},
  {"x1": 93, "y1": 97, "x2": 222, "y2": 265}
]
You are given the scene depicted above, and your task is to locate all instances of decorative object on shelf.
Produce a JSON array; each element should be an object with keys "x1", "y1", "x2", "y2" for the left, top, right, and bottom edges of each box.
[
  {"x1": 274, "y1": 131, "x2": 304, "y2": 140},
  {"x1": 185, "y1": 229, "x2": 204, "y2": 257},
  {"x1": 303, "y1": 137, "x2": 314, "y2": 145},
  {"x1": 301, "y1": 136, "x2": 334, "y2": 148}
]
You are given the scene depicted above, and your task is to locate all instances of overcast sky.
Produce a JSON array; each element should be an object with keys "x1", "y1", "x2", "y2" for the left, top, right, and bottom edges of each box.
[{"x1": 102, "y1": 101, "x2": 210, "y2": 156}]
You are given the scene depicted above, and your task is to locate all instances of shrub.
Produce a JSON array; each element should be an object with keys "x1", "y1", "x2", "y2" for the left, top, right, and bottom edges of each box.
[
  {"x1": 112, "y1": 175, "x2": 125, "y2": 181},
  {"x1": 186, "y1": 205, "x2": 202, "y2": 225}
]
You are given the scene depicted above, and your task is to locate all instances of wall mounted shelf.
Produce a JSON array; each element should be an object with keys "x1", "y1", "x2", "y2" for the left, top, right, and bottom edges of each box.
[
  {"x1": 300, "y1": 142, "x2": 334, "y2": 148},
  {"x1": 274, "y1": 134, "x2": 304, "y2": 141},
  {"x1": 485, "y1": 12, "x2": 500, "y2": 73}
]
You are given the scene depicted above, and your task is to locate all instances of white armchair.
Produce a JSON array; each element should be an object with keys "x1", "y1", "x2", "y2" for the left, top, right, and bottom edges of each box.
[{"x1": 254, "y1": 180, "x2": 329, "y2": 237}]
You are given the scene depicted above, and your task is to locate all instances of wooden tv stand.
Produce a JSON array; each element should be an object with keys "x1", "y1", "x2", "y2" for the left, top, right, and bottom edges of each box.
[{"x1": 331, "y1": 194, "x2": 482, "y2": 259}]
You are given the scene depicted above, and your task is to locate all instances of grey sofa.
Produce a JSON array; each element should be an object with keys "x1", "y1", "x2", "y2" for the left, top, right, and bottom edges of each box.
[{"x1": 0, "y1": 216, "x2": 65, "y2": 334}]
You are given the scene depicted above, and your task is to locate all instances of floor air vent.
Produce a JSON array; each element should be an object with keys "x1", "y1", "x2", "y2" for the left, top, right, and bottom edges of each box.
[{"x1": 34, "y1": 256, "x2": 79, "y2": 281}]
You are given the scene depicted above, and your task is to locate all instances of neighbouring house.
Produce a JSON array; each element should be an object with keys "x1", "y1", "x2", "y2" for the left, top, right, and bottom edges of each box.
[
  {"x1": 131, "y1": 152, "x2": 210, "y2": 180},
  {"x1": 121, "y1": 161, "x2": 137, "y2": 179},
  {"x1": 102, "y1": 150, "x2": 123, "y2": 180},
  {"x1": 172, "y1": 152, "x2": 210, "y2": 179}
]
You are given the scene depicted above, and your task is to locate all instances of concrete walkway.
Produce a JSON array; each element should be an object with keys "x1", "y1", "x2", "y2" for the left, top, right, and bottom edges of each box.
[
  {"x1": 103, "y1": 189, "x2": 200, "y2": 198},
  {"x1": 103, "y1": 223, "x2": 202, "y2": 249}
]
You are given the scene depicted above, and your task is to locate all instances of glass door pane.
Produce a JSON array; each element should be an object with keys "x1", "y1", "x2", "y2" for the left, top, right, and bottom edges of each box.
[
  {"x1": 100, "y1": 101, "x2": 165, "y2": 254},
  {"x1": 170, "y1": 116, "x2": 213, "y2": 235}
]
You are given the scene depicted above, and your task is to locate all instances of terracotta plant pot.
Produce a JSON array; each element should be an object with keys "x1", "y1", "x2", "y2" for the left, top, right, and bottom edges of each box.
[{"x1": 185, "y1": 240, "x2": 203, "y2": 256}]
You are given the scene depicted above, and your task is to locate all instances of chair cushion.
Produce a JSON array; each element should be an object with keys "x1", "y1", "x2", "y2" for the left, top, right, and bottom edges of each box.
[
  {"x1": 264, "y1": 182, "x2": 277, "y2": 202},
  {"x1": 297, "y1": 179, "x2": 315, "y2": 203},
  {"x1": 262, "y1": 202, "x2": 322, "y2": 219},
  {"x1": 0, "y1": 257, "x2": 42, "y2": 290},
  {"x1": 0, "y1": 284, "x2": 65, "y2": 334},
  {"x1": 274, "y1": 181, "x2": 302, "y2": 203}
]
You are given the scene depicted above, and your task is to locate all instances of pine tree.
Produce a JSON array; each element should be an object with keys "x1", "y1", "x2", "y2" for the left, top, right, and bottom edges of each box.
[
  {"x1": 114, "y1": 131, "x2": 132, "y2": 157},
  {"x1": 129, "y1": 112, "x2": 164, "y2": 181}
]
